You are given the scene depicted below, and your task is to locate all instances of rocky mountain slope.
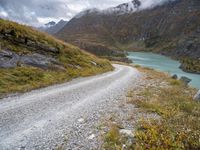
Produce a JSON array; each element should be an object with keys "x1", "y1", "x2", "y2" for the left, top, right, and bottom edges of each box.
[
  {"x1": 56, "y1": 0, "x2": 200, "y2": 73},
  {"x1": 39, "y1": 20, "x2": 68, "y2": 35},
  {"x1": 0, "y1": 18, "x2": 112, "y2": 97}
]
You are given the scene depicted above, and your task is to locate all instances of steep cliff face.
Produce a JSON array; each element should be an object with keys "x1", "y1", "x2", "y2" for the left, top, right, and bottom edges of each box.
[{"x1": 56, "y1": 0, "x2": 200, "y2": 73}]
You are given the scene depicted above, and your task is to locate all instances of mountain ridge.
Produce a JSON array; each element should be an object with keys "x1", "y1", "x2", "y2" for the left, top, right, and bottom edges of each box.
[
  {"x1": 39, "y1": 19, "x2": 68, "y2": 35},
  {"x1": 56, "y1": 0, "x2": 200, "y2": 73}
]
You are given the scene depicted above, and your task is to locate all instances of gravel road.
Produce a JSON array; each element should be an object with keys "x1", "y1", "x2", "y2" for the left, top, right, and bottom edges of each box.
[{"x1": 0, "y1": 64, "x2": 140, "y2": 150}]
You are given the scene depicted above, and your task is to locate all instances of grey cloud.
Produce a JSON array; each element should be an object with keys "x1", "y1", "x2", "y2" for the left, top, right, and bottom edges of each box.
[
  {"x1": 0, "y1": 0, "x2": 72, "y2": 26},
  {"x1": 0, "y1": 0, "x2": 173, "y2": 26}
]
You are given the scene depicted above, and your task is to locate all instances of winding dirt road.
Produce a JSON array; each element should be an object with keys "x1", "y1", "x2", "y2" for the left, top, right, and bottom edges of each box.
[{"x1": 0, "y1": 64, "x2": 140, "y2": 150}]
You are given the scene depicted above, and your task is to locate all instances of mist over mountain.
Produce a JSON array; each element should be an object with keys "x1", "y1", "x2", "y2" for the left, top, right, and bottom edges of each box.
[
  {"x1": 0, "y1": 0, "x2": 175, "y2": 26},
  {"x1": 56, "y1": 0, "x2": 200, "y2": 73},
  {"x1": 75, "y1": 0, "x2": 176, "y2": 18}
]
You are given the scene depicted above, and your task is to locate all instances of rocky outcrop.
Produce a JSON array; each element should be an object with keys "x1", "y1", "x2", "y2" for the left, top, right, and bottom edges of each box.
[
  {"x1": 0, "y1": 29, "x2": 59, "y2": 55},
  {"x1": 0, "y1": 50, "x2": 65, "y2": 70}
]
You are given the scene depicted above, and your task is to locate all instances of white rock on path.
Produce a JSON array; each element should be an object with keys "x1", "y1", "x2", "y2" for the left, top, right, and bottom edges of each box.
[
  {"x1": 119, "y1": 129, "x2": 134, "y2": 138},
  {"x1": 78, "y1": 118, "x2": 84, "y2": 123},
  {"x1": 194, "y1": 90, "x2": 200, "y2": 101},
  {"x1": 88, "y1": 134, "x2": 95, "y2": 140}
]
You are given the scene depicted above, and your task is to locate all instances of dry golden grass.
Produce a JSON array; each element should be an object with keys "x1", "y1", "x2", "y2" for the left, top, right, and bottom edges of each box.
[
  {"x1": 103, "y1": 64, "x2": 200, "y2": 150},
  {"x1": 0, "y1": 18, "x2": 113, "y2": 97}
]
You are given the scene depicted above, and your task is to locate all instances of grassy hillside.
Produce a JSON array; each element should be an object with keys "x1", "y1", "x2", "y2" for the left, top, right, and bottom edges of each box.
[{"x1": 0, "y1": 19, "x2": 113, "y2": 98}]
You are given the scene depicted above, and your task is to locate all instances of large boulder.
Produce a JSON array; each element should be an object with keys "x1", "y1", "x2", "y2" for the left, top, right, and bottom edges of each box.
[
  {"x1": 171, "y1": 74, "x2": 178, "y2": 79},
  {"x1": 180, "y1": 76, "x2": 192, "y2": 85},
  {"x1": 194, "y1": 90, "x2": 200, "y2": 101},
  {"x1": 0, "y1": 50, "x2": 20, "y2": 68}
]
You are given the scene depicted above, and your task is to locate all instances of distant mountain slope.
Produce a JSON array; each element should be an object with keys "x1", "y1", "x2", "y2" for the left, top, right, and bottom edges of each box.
[
  {"x1": 39, "y1": 20, "x2": 68, "y2": 35},
  {"x1": 56, "y1": 0, "x2": 200, "y2": 73},
  {"x1": 0, "y1": 19, "x2": 112, "y2": 97}
]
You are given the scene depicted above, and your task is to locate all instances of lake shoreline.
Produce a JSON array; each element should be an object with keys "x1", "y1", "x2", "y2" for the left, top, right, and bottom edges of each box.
[
  {"x1": 126, "y1": 51, "x2": 200, "y2": 75},
  {"x1": 127, "y1": 52, "x2": 200, "y2": 89}
]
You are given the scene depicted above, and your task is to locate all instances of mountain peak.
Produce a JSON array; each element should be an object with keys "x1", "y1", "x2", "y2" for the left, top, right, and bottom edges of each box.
[
  {"x1": 116, "y1": 0, "x2": 141, "y2": 11},
  {"x1": 104, "y1": 0, "x2": 142, "y2": 14},
  {"x1": 38, "y1": 19, "x2": 68, "y2": 34},
  {"x1": 45, "y1": 21, "x2": 56, "y2": 28}
]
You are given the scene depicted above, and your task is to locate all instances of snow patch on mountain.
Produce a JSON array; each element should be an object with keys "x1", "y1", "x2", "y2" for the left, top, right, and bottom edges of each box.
[
  {"x1": 104, "y1": 0, "x2": 141, "y2": 14},
  {"x1": 104, "y1": 0, "x2": 176, "y2": 14},
  {"x1": 74, "y1": 0, "x2": 176, "y2": 18},
  {"x1": 75, "y1": 8, "x2": 100, "y2": 18}
]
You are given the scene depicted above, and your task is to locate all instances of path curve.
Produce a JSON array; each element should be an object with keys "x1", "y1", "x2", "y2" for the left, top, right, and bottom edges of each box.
[{"x1": 0, "y1": 64, "x2": 140, "y2": 149}]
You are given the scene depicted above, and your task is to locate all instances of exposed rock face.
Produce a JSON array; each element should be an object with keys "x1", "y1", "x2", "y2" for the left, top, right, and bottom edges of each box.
[
  {"x1": 0, "y1": 29, "x2": 59, "y2": 55},
  {"x1": 0, "y1": 50, "x2": 65, "y2": 70},
  {"x1": 0, "y1": 50, "x2": 19, "y2": 68},
  {"x1": 27, "y1": 40, "x2": 59, "y2": 54}
]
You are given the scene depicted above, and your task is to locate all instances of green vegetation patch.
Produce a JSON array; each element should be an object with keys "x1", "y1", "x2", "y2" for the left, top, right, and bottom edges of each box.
[
  {"x1": 0, "y1": 61, "x2": 112, "y2": 98},
  {"x1": 134, "y1": 86, "x2": 200, "y2": 149},
  {"x1": 181, "y1": 57, "x2": 200, "y2": 74},
  {"x1": 133, "y1": 68, "x2": 200, "y2": 149}
]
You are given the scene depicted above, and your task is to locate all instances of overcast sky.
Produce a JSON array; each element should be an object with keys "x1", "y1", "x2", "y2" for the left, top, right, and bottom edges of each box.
[
  {"x1": 0, "y1": 0, "x2": 132, "y2": 26},
  {"x1": 0, "y1": 0, "x2": 170, "y2": 27}
]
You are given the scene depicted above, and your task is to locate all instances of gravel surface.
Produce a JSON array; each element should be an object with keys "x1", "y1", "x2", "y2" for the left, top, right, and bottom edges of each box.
[{"x1": 0, "y1": 64, "x2": 141, "y2": 150}]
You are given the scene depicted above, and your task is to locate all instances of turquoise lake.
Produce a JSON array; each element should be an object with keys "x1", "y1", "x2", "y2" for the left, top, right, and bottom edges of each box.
[{"x1": 128, "y1": 52, "x2": 200, "y2": 89}]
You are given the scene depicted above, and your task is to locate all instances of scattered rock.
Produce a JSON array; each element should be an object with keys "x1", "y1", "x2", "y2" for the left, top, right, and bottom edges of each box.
[
  {"x1": 180, "y1": 76, "x2": 192, "y2": 85},
  {"x1": 91, "y1": 61, "x2": 97, "y2": 66},
  {"x1": 75, "y1": 65, "x2": 81, "y2": 69},
  {"x1": 78, "y1": 118, "x2": 84, "y2": 123},
  {"x1": 193, "y1": 90, "x2": 200, "y2": 101},
  {"x1": 171, "y1": 74, "x2": 178, "y2": 79},
  {"x1": 119, "y1": 129, "x2": 134, "y2": 138},
  {"x1": 88, "y1": 134, "x2": 95, "y2": 140}
]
